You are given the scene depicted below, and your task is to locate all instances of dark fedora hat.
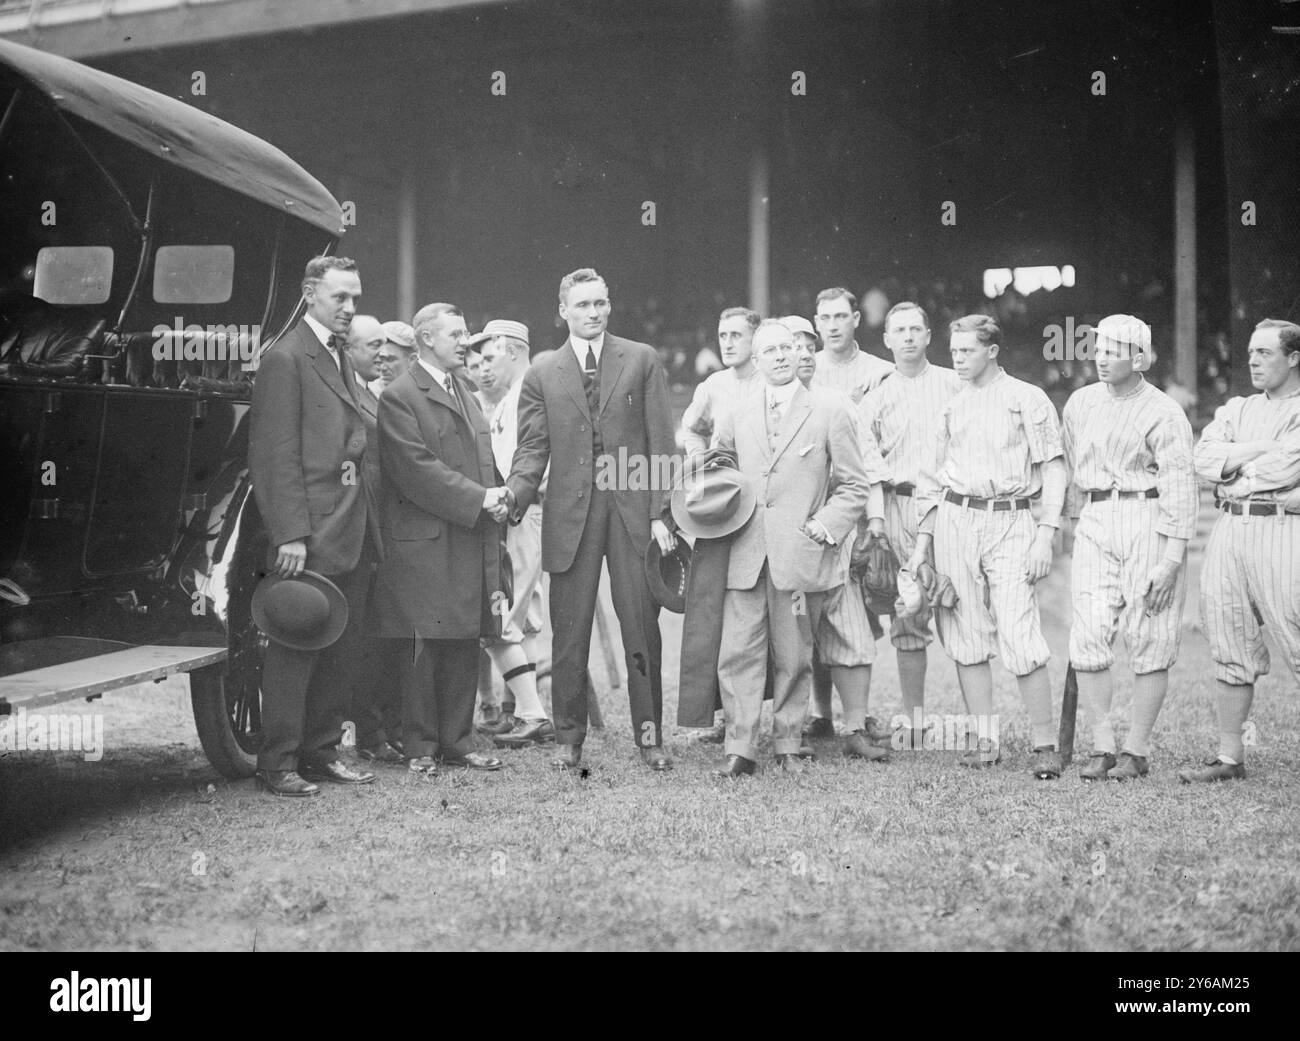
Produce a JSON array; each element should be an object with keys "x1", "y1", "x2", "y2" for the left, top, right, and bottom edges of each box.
[
  {"x1": 645, "y1": 539, "x2": 693, "y2": 614},
  {"x1": 670, "y1": 466, "x2": 757, "y2": 539},
  {"x1": 251, "y1": 571, "x2": 349, "y2": 651}
]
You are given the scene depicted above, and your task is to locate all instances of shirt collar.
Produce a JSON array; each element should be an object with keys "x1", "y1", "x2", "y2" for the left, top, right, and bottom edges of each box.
[
  {"x1": 417, "y1": 356, "x2": 451, "y2": 385},
  {"x1": 766, "y1": 379, "x2": 800, "y2": 406},
  {"x1": 304, "y1": 313, "x2": 334, "y2": 348},
  {"x1": 571, "y1": 333, "x2": 606, "y2": 365}
]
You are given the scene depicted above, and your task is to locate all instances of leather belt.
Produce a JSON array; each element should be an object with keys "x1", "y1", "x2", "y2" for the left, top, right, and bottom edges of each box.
[
  {"x1": 1088, "y1": 488, "x2": 1159, "y2": 503},
  {"x1": 885, "y1": 482, "x2": 915, "y2": 497},
  {"x1": 1219, "y1": 500, "x2": 1287, "y2": 517},
  {"x1": 945, "y1": 490, "x2": 1031, "y2": 512}
]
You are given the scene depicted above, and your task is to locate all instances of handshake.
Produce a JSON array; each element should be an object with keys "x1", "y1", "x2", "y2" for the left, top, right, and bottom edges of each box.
[{"x1": 483, "y1": 486, "x2": 514, "y2": 524}]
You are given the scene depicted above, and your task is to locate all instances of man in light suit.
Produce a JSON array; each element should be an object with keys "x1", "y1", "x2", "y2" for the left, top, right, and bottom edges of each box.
[
  {"x1": 247, "y1": 256, "x2": 378, "y2": 797},
  {"x1": 710, "y1": 319, "x2": 870, "y2": 777},
  {"x1": 506, "y1": 268, "x2": 677, "y2": 771},
  {"x1": 369, "y1": 303, "x2": 508, "y2": 775}
]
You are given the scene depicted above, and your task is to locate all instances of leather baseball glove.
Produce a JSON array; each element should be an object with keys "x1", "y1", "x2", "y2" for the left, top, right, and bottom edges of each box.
[{"x1": 852, "y1": 530, "x2": 901, "y2": 614}]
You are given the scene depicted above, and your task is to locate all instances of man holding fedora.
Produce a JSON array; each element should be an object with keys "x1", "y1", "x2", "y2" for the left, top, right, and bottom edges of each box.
[
  {"x1": 369, "y1": 303, "x2": 509, "y2": 775},
  {"x1": 248, "y1": 255, "x2": 378, "y2": 797},
  {"x1": 709, "y1": 319, "x2": 870, "y2": 776}
]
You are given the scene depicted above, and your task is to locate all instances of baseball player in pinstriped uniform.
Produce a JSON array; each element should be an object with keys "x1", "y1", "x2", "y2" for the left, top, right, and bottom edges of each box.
[
  {"x1": 912, "y1": 314, "x2": 1068, "y2": 778},
  {"x1": 1062, "y1": 315, "x2": 1197, "y2": 781},
  {"x1": 803, "y1": 288, "x2": 896, "y2": 747},
  {"x1": 1181, "y1": 318, "x2": 1300, "y2": 783},
  {"x1": 682, "y1": 308, "x2": 765, "y2": 457},
  {"x1": 857, "y1": 302, "x2": 962, "y2": 749}
]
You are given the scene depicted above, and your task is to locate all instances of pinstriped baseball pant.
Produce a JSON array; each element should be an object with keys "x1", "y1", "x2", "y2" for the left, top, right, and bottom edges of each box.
[
  {"x1": 932, "y1": 499, "x2": 1050, "y2": 677},
  {"x1": 882, "y1": 490, "x2": 934, "y2": 651},
  {"x1": 814, "y1": 530, "x2": 878, "y2": 667},
  {"x1": 1200, "y1": 511, "x2": 1300, "y2": 685},
  {"x1": 1069, "y1": 498, "x2": 1186, "y2": 674}
]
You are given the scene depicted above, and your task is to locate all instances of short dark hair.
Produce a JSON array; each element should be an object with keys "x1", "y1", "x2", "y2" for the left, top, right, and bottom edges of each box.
[
  {"x1": 302, "y1": 255, "x2": 357, "y2": 292},
  {"x1": 411, "y1": 303, "x2": 463, "y2": 337},
  {"x1": 719, "y1": 307, "x2": 761, "y2": 329},
  {"x1": 949, "y1": 313, "x2": 1001, "y2": 346},
  {"x1": 816, "y1": 287, "x2": 857, "y2": 311},
  {"x1": 559, "y1": 267, "x2": 607, "y2": 304},
  {"x1": 1255, "y1": 317, "x2": 1300, "y2": 356},
  {"x1": 885, "y1": 301, "x2": 930, "y2": 330}
]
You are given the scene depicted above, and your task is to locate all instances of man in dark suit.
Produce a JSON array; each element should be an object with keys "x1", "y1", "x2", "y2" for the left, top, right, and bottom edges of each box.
[
  {"x1": 248, "y1": 256, "x2": 378, "y2": 797},
  {"x1": 506, "y1": 268, "x2": 677, "y2": 771},
  {"x1": 342, "y1": 315, "x2": 403, "y2": 763},
  {"x1": 369, "y1": 303, "x2": 506, "y2": 775}
]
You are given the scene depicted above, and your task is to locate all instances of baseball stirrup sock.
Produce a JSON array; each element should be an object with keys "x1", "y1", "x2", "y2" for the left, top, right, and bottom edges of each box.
[
  {"x1": 1124, "y1": 670, "x2": 1168, "y2": 758},
  {"x1": 1076, "y1": 668, "x2": 1117, "y2": 754}
]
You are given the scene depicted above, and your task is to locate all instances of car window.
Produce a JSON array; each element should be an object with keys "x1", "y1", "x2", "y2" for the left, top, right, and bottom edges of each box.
[
  {"x1": 33, "y1": 246, "x2": 114, "y2": 305},
  {"x1": 153, "y1": 245, "x2": 235, "y2": 304}
]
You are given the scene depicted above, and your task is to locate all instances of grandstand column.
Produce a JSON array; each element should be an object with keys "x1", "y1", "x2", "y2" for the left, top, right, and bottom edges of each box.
[
  {"x1": 748, "y1": 145, "x2": 769, "y2": 317},
  {"x1": 1173, "y1": 107, "x2": 1196, "y2": 394},
  {"x1": 397, "y1": 167, "x2": 416, "y2": 324}
]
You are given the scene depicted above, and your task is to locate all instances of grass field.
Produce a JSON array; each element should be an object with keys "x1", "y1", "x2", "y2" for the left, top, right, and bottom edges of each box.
[{"x1": 1, "y1": 494, "x2": 1298, "y2": 951}]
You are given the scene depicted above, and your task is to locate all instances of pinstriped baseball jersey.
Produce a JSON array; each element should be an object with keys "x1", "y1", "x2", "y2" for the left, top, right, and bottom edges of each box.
[
  {"x1": 682, "y1": 367, "x2": 763, "y2": 457},
  {"x1": 811, "y1": 346, "x2": 895, "y2": 404},
  {"x1": 1063, "y1": 379, "x2": 1197, "y2": 674},
  {"x1": 1194, "y1": 386, "x2": 1300, "y2": 685},
  {"x1": 858, "y1": 361, "x2": 963, "y2": 487},
  {"x1": 1062, "y1": 378, "x2": 1198, "y2": 537},
  {"x1": 915, "y1": 367, "x2": 1064, "y2": 525},
  {"x1": 858, "y1": 361, "x2": 961, "y2": 650}
]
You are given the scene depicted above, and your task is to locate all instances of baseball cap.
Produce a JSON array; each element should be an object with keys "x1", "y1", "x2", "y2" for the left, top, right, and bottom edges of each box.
[
  {"x1": 781, "y1": 315, "x2": 817, "y2": 339},
  {"x1": 1092, "y1": 314, "x2": 1151, "y2": 352},
  {"x1": 382, "y1": 321, "x2": 415, "y2": 348},
  {"x1": 468, "y1": 319, "x2": 530, "y2": 348}
]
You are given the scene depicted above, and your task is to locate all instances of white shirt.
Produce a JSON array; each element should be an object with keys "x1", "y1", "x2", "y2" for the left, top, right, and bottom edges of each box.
[
  {"x1": 417, "y1": 355, "x2": 454, "y2": 391},
  {"x1": 765, "y1": 377, "x2": 800, "y2": 420},
  {"x1": 570, "y1": 332, "x2": 606, "y2": 370},
  {"x1": 304, "y1": 313, "x2": 340, "y2": 370}
]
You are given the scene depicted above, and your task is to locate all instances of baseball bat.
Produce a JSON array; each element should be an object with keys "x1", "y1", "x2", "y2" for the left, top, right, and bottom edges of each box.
[{"x1": 1058, "y1": 663, "x2": 1078, "y2": 767}]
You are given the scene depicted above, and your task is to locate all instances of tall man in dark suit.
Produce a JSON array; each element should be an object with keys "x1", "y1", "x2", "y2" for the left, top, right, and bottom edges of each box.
[
  {"x1": 369, "y1": 303, "x2": 507, "y2": 775},
  {"x1": 248, "y1": 256, "x2": 378, "y2": 797},
  {"x1": 506, "y1": 268, "x2": 677, "y2": 771}
]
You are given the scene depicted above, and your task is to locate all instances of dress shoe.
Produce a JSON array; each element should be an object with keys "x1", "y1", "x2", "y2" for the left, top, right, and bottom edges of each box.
[
  {"x1": 1031, "y1": 746, "x2": 1062, "y2": 780},
  {"x1": 802, "y1": 716, "x2": 835, "y2": 739},
  {"x1": 1178, "y1": 756, "x2": 1246, "y2": 784},
  {"x1": 958, "y1": 740, "x2": 1001, "y2": 768},
  {"x1": 440, "y1": 751, "x2": 503, "y2": 771},
  {"x1": 300, "y1": 758, "x2": 375, "y2": 785},
  {"x1": 493, "y1": 718, "x2": 556, "y2": 748},
  {"x1": 407, "y1": 755, "x2": 438, "y2": 775},
  {"x1": 551, "y1": 743, "x2": 582, "y2": 769},
  {"x1": 1108, "y1": 752, "x2": 1149, "y2": 781},
  {"x1": 640, "y1": 746, "x2": 673, "y2": 771},
  {"x1": 475, "y1": 712, "x2": 517, "y2": 736},
  {"x1": 843, "y1": 730, "x2": 890, "y2": 762},
  {"x1": 686, "y1": 721, "x2": 727, "y2": 743},
  {"x1": 713, "y1": 754, "x2": 756, "y2": 778},
  {"x1": 776, "y1": 752, "x2": 807, "y2": 774},
  {"x1": 796, "y1": 744, "x2": 817, "y2": 760},
  {"x1": 357, "y1": 740, "x2": 405, "y2": 764},
  {"x1": 1079, "y1": 751, "x2": 1117, "y2": 781},
  {"x1": 255, "y1": 769, "x2": 321, "y2": 798}
]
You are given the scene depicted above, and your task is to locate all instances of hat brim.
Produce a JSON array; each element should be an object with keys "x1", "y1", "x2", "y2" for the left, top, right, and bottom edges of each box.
[
  {"x1": 466, "y1": 331, "x2": 493, "y2": 347},
  {"x1": 669, "y1": 466, "x2": 758, "y2": 539},
  {"x1": 644, "y1": 540, "x2": 693, "y2": 614},
  {"x1": 251, "y1": 570, "x2": 349, "y2": 651}
]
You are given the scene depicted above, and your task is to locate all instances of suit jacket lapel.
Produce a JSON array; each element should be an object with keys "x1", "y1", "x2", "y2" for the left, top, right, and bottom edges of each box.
[
  {"x1": 412, "y1": 358, "x2": 464, "y2": 425},
  {"x1": 597, "y1": 337, "x2": 625, "y2": 416},
  {"x1": 770, "y1": 386, "x2": 813, "y2": 466},
  {"x1": 301, "y1": 323, "x2": 361, "y2": 414},
  {"x1": 558, "y1": 339, "x2": 592, "y2": 421},
  {"x1": 747, "y1": 389, "x2": 772, "y2": 461}
]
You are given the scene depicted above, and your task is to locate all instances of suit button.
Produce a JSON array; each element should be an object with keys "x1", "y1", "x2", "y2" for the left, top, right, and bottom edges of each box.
[
  {"x1": 766, "y1": 502, "x2": 774, "y2": 508},
  {"x1": 580, "y1": 425, "x2": 587, "y2": 432},
  {"x1": 578, "y1": 491, "x2": 584, "y2": 499},
  {"x1": 578, "y1": 458, "x2": 585, "y2": 465}
]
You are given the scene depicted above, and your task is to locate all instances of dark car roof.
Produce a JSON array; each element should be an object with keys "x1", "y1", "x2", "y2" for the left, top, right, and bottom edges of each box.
[{"x1": 0, "y1": 38, "x2": 344, "y2": 236}]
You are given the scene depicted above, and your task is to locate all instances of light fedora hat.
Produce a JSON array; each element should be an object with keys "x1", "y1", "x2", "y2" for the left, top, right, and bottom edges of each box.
[
  {"x1": 251, "y1": 571, "x2": 349, "y2": 651},
  {"x1": 670, "y1": 465, "x2": 758, "y2": 539}
]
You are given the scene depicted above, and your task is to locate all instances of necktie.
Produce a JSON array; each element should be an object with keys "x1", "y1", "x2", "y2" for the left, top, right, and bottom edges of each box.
[
  {"x1": 583, "y1": 344, "x2": 597, "y2": 383},
  {"x1": 444, "y1": 373, "x2": 464, "y2": 417},
  {"x1": 766, "y1": 393, "x2": 782, "y2": 448}
]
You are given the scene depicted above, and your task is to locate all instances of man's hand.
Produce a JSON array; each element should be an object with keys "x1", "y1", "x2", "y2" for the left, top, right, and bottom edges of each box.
[
  {"x1": 801, "y1": 519, "x2": 833, "y2": 545},
  {"x1": 483, "y1": 487, "x2": 508, "y2": 523},
  {"x1": 1025, "y1": 527, "x2": 1054, "y2": 584},
  {"x1": 275, "y1": 539, "x2": 307, "y2": 578},
  {"x1": 650, "y1": 518, "x2": 676, "y2": 554},
  {"x1": 866, "y1": 516, "x2": 886, "y2": 538},
  {"x1": 1282, "y1": 486, "x2": 1300, "y2": 513},
  {"x1": 1142, "y1": 559, "x2": 1181, "y2": 615}
]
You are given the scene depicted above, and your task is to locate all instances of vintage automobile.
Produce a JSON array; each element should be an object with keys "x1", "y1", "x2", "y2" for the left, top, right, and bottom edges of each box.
[{"x1": 0, "y1": 39, "x2": 345, "y2": 777}]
